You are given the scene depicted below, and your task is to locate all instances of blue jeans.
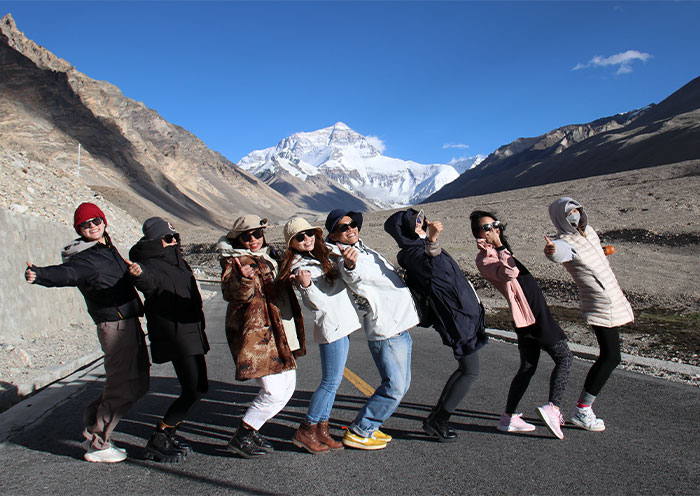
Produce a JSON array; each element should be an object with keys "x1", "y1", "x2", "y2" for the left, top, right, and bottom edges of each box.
[
  {"x1": 350, "y1": 331, "x2": 412, "y2": 437},
  {"x1": 305, "y1": 336, "x2": 350, "y2": 424}
]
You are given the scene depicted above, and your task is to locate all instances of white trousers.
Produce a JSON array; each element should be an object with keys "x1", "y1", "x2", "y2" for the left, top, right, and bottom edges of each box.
[{"x1": 242, "y1": 369, "x2": 296, "y2": 430}]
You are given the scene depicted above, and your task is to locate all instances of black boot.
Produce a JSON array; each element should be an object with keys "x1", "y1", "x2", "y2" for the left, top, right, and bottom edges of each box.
[
  {"x1": 227, "y1": 424, "x2": 267, "y2": 459},
  {"x1": 250, "y1": 429, "x2": 274, "y2": 453},
  {"x1": 164, "y1": 426, "x2": 192, "y2": 456},
  {"x1": 145, "y1": 430, "x2": 186, "y2": 463},
  {"x1": 423, "y1": 408, "x2": 458, "y2": 443}
]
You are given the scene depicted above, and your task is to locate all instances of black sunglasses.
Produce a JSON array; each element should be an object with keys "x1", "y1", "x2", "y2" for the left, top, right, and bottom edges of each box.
[
  {"x1": 293, "y1": 229, "x2": 316, "y2": 243},
  {"x1": 335, "y1": 220, "x2": 358, "y2": 233},
  {"x1": 239, "y1": 229, "x2": 264, "y2": 243},
  {"x1": 78, "y1": 217, "x2": 103, "y2": 230},
  {"x1": 480, "y1": 221, "x2": 502, "y2": 232},
  {"x1": 162, "y1": 233, "x2": 180, "y2": 243}
]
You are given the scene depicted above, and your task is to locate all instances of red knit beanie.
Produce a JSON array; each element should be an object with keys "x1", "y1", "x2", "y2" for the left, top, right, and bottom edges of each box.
[{"x1": 73, "y1": 202, "x2": 107, "y2": 234}]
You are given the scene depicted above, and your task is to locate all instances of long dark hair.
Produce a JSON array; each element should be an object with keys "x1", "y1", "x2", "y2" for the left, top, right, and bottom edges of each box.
[
  {"x1": 469, "y1": 210, "x2": 513, "y2": 253},
  {"x1": 277, "y1": 230, "x2": 338, "y2": 286}
]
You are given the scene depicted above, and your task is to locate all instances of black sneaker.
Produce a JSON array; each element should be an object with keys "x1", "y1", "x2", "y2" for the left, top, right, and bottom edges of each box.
[
  {"x1": 250, "y1": 430, "x2": 274, "y2": 453},
  {"x1": 227, "y1": 429, "x2": 267, "y2": 459},
  {"x1": 145, "y1": 431, "x2": 185, "y2": 463}
]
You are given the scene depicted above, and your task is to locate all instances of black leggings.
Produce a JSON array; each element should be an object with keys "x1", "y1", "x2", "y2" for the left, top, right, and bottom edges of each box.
[
  {"x1": 162, "y1": 354, "x2": 209, "y2": 427},
  {"x1": 437, "y1": 352, "x2": 480, "y2": 413},
  {"x1": 505, "y1": 338, "x2": 572, "y2": 414},
  {"x1": 583, "y1": 326, "x2": 621, "y2": 396}
]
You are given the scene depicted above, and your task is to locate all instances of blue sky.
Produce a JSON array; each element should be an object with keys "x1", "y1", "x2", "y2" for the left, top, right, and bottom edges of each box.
[{"x1": 4, "y1": 1, "x2": 700, "y2": 165}]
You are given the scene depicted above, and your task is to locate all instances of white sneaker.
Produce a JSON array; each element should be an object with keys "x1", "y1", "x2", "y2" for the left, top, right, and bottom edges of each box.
[
  {"x1": 84, "y1": 445, "x2": 127, "y2": 463},
  {"x1": 570, "y1": 406, "x2": 606, "y2": 432},
  {"x1": 81, "y1": 439, "x2": 126, "y2": 454}
]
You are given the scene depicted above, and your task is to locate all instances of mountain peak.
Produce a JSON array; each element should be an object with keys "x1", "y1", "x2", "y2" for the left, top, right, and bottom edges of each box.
[{"x1": 239, "y1": 123, "x2": 464, "y2": 207}]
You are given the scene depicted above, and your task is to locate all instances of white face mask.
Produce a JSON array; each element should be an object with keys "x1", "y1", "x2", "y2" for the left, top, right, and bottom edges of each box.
[{"x1": 567, "y1": 210, "x2": 581, "y2": 227}]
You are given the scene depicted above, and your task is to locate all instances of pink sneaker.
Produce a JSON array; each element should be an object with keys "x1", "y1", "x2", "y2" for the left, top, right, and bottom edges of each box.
[
  {"x1": 537, "y1": 403, "x2": 564, "y2": 439},
  {"x1": 497, "y1": 413, "x2": 536, "y2": 433}
]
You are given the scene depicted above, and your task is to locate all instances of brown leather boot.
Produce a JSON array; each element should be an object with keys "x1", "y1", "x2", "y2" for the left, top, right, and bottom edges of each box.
[
  {"x1": 315, "y1": 421, "x2": 344, "y2": 450},
  {"x1": 292, "y1": 422, "x2": 329, "y2": 455}
]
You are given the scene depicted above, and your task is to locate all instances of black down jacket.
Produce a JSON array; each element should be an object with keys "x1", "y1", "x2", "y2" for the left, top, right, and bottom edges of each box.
[
  {"x1": 32, "y1": 240, "x2": 143, "y2": 324},
  {"x1": 384, "y1": 209, "x2": 487, "y2": 359},
  {"x1": 129, "y1": 239, "x2": 209, "y2": 364}
]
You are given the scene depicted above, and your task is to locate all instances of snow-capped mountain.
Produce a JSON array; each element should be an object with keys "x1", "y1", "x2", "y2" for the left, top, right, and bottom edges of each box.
[{"x1": 238, "y1": 122, "x2": 482, "y2": 208}]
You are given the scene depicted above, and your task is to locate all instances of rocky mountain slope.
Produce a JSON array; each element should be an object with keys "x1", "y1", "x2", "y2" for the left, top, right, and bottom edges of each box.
[
  {"x1": 428, "y1": 75, "x2": 700, "y2": 201},
  {"x1": 239, "y1": 122, "x2": 484, "y2": 208},
  {"x1": 0, "y1": 13, "x2": 301, "y2": 234}
]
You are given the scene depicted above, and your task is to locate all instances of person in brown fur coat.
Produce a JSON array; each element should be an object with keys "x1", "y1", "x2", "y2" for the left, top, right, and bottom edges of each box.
[{"x1": 218, "y1": 215, "x2": 305, "y2": 458}]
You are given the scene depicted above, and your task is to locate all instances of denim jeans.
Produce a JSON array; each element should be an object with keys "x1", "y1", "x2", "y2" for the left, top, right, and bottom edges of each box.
[
  {"x1": 350, "y1": 331, "x2": 412, "y2": 437},
  {"x1": 305, "y1": 336, "x2": 350, "y2": 424}
]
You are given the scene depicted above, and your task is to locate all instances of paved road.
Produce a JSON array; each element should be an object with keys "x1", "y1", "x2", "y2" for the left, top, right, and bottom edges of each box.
[{"x1": 1, "y1": 288, "x2": 699, "y2": 495}]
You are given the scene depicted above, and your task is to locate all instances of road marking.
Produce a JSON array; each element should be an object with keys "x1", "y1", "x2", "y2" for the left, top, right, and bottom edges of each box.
[{"x1": 343, "y1": 367, "x2": 375, "y2": 397}]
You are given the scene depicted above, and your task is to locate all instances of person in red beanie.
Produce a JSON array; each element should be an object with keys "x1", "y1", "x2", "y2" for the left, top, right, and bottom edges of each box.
[{"x1": 24, "y1": 202, "x2": 150, "y2": 464}]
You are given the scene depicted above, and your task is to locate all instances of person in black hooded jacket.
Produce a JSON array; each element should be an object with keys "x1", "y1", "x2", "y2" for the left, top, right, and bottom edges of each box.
[
  {"x1": 128, "y1": 217, "x2": 209, "y2": 463},
  {"x1": 25, "y1": 202, "x2": 150, "y2": 464},
  {"x1": 384, "y1": 208, "x2": 487, "y2": 442}
]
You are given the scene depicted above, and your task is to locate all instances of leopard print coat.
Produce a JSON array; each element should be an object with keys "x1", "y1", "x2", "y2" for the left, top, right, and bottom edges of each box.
[{"x1": 221, "y1": 252, "x2": 305, "y2": 381}]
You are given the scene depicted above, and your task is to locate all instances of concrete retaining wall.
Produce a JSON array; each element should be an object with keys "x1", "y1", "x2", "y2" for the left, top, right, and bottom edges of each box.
[{"x1": 0, "y1": 208, "x2": 93, "y2": 343}]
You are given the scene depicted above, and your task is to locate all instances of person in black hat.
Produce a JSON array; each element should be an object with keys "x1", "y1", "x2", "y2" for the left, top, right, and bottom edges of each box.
[
  {"x1": 325, "y1": 208, "x2": 419, "y2": 451},
  {"x1": 128, "y1": 217, "x2": 210, "y2": 463}
]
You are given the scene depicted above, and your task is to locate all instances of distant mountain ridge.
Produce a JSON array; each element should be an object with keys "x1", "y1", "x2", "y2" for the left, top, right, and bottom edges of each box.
[
  {"x1": 427, "y1": 75, "x2": 700, "y2": 202},
  {"x1": 0, "y1": 13, "x2": 300, "y2": 231},
  {"x1": 239, "y1": 122, "x2": 484, "y2": 209}
]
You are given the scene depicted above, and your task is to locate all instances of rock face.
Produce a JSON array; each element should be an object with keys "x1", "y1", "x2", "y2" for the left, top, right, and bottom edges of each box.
[
  {"x1": 0, "y1": 13, "x2": 300, "y2": 235},
  {"x1": 428, "y1": 75, "x2": 700, "y2": 202},
  {"x1": 239, "y1": 121, "x2": 481, "y2": 209}
]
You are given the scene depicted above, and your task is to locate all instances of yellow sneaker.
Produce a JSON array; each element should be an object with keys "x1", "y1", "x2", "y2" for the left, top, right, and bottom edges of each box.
[
  {"x1": 342, "y1": 430, "x2": 387, "y2": 450},
  {"x1": 372, "y1": 430, "x2": 392, "y2": 443}
]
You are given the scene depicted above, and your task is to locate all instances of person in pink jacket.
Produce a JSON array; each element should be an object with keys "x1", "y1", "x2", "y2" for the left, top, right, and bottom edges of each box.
[{"x1": 471, "y1": 210, "x2": 572, "y2": 439}]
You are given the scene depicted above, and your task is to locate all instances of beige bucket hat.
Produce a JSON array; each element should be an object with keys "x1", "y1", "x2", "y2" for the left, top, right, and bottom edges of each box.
[
  {"x1": 227, "y1": 214, "x2": 268, "y2": 239},
  {"x1": 283, "y1": 217, "x2": 322, "y2": 247}
]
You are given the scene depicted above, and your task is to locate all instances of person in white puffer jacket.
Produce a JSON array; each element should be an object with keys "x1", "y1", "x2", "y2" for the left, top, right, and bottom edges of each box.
[
  {"x1": 277, "y1": 217, "x2": 361, "y2": 455},
  {"x1": 325, "y1": 209, "x2": 419, "y2": 451},
  {"x1": 544, "y1": 197, "x2": 634, "y2": 432}
]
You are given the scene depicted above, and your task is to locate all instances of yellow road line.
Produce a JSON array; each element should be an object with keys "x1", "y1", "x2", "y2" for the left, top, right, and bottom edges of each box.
[{"x1": 343, "y1": 367, "x2": 375, "y2": 397}]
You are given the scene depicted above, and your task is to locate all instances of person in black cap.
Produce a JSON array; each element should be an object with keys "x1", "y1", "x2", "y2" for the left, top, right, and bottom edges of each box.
[
  {"x1": 128, "y1": 217, "x2": 209, "y2": 463},
  {"x1": 325, "y1": 209, "x2": 419, "y2": 451}
]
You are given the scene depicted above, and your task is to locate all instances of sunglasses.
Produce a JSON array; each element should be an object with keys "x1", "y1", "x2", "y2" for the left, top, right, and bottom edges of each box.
[
  {"x1": 239, "y1": 229, "x2": 264, "y2": 243},
  {"x1": 162, "y1": 233, "x2": 180, "y2": 243},
  {"x1": 78, "y1": 217, "x2": 103, "y2": 230},
  {"x1": 293, "y1": 229, "x2": 316, "y2": 243},
  {"x1": 480, "y1": 221, "x2": 502, "y2": 232},
  {"x1": 335, "y1": 220, "x2": 358, "y2": 233}
]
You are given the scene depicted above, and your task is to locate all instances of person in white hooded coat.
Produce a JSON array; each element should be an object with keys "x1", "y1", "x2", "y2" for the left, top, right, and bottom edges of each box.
[
  {"x1": 545, "y1": 197, "x2": 634, "y2": 432},
  {"x1": 325, "y1": 209, "x2": 419, "y2": 451},
  {"x1": 278, "y1": 217, "x2": 361, "y2": 455}
]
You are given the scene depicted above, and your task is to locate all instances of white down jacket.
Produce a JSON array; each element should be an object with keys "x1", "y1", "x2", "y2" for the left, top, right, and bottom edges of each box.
[
  {"x1": 331, "y1": 240, "x2": 419, "y2": 341},
  {"x1": 547, "y1": 197, "x2": 634, "y2": 328},
  {"x1": 291, "y1": 252, "x2": 361, "y2": 344}
]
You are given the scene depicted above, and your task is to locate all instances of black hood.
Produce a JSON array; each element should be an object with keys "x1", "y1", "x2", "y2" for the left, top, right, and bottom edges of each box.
[
  {"x1": 384, "y1": 209, "x2": 424, "y2": 249},
  {"x1": 129, "y1": 238, "x2": 184, "y2": 268}
]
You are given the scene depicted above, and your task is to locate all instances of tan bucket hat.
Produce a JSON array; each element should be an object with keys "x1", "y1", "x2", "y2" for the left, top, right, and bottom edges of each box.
[
  {"x1": 283, "y1": 217, "x2": 322, "y2": 247},
  {"x1": 227, "y1": 214, "x2": 268, "y2": 239}
]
